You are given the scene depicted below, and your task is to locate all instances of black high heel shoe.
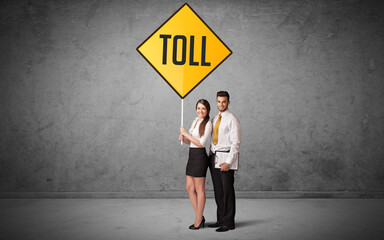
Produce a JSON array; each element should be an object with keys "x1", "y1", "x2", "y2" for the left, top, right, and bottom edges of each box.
[{"x1": 189, "y1": 216, "x2": 205, "y2": 230}]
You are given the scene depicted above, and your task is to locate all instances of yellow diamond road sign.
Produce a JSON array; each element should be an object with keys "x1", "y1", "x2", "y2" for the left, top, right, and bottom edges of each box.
[{"x1": 137, "y1": 3, "x2": 232, "y2": 99}]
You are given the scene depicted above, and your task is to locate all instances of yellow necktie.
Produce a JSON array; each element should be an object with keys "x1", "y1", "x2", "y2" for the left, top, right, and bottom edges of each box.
[{"x1": 212, "y1": 114, "x2": 221, "y2": 145}]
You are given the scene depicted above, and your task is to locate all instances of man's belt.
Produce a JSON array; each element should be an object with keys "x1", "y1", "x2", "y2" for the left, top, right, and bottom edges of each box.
[{"x1": 213, "y1": 150, "x2": 230, "y2": 154}]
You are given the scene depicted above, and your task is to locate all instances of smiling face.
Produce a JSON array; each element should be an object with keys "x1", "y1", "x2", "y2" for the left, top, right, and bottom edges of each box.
[
  {"x1": 196, "y1": 103, "x2": 208, "y2": 119},
  {"x1": 217, "y1": 96, "x2": 229, "y2": 112}
]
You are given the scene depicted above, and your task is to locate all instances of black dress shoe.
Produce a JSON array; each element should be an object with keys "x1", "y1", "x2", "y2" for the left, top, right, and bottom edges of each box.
[
  {"x1": 208, "y1": 222, "x2": 222, "y2": 228},
  {"x1": 215, "y1": 225, "x2": 235, "y2": 232}
]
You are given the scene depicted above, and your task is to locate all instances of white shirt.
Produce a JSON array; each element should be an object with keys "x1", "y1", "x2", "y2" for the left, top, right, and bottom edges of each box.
[
  {"x1": 210, "y1": 110, "x2": 241, "y2": 166},
  {"x1": 189, "y1": 117, "x2": 213, "y2": 148}
]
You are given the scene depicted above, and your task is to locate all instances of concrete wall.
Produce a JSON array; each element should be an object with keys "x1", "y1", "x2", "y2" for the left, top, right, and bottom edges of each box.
[{"x1": 1, "y1": 0, "x2": 383, "y2": 195}]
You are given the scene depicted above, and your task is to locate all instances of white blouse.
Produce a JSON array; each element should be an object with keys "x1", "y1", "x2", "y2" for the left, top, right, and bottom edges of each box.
[{"x1": 188, "y1": 117, "x2": 213, "y2": 148}]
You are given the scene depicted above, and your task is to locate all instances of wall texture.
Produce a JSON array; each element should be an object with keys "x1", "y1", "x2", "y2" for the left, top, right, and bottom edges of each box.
[{"x1": 1, "y1": 0, "x2": 383, "y2": 196}]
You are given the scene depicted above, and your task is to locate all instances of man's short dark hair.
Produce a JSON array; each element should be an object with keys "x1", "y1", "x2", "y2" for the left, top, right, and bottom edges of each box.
[{"x1": 217, "y1": 91, "x2": 230, "y2": 101}]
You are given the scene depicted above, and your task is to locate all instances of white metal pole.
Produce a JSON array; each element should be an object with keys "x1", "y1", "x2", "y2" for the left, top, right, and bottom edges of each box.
[
  {"x1": 181, "y1": 99, "x2": 184, "y2": 145},
  {"x1": 181, "y1": 98, "x2": 184, "y2": 145}
]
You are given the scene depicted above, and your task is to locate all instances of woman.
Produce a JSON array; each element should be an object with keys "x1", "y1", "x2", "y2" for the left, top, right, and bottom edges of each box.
[{"x1": 179, "y1": 99, "x2": 212, "y2": 230}]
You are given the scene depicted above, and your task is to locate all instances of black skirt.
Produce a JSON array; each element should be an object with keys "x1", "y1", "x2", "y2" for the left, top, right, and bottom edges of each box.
[{"x1": 186, "y1": 148, "x2": 208, "y2": 177}]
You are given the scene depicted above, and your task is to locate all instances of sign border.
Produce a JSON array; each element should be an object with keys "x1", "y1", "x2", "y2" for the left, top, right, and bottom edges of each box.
[{"x1": 137, "y1": 3, "x2": 232, "y2": 99}]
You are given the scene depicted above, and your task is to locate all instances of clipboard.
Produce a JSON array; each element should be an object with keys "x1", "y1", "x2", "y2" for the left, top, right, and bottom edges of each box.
[{"x1": 214, "y1": 152, "x2": 239, "y2": 170}]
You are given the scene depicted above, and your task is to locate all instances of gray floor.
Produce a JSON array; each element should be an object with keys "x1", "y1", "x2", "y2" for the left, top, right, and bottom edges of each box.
[{"x1": 1, "y1": 198, "x2": 384, "y2": 240}]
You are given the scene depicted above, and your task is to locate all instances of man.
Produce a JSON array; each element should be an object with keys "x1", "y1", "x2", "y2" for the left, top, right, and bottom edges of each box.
[{"x1": 208, "y1": 91, "x2": 241, "y2": 232}]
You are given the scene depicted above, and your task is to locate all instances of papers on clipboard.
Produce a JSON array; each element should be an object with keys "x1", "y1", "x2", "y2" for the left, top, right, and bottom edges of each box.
[{"x1": 214, "y1": 151, "x2": 239, "y2": 170}]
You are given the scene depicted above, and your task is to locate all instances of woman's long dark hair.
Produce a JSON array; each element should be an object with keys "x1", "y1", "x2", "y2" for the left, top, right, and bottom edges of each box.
[{"x1": 196, "y1": 99, "x2": 210, "y2": 137}]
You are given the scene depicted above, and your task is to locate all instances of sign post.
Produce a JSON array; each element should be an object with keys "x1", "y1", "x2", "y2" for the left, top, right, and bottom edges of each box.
[
  {"x1": 137, "y1": 3, "x2": 232, "y2": 144},
  {"x1": 181, "y1": 99, "x2": 183, "y2": 145}
]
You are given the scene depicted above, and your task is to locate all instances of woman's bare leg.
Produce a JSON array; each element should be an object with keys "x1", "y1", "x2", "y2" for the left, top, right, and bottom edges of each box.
[
  {"x1": 186, "y1": 176, "x2": 198, "y2": 218},
  {"x1": 193, "y1": 177, "x2": 206, "y2": 227}
]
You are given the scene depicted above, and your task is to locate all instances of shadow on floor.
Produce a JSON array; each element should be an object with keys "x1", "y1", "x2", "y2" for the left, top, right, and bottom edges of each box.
[
  {"x1": 236, "y1": 219, "x2": 270, "y2": 228},
  {"x1": 205, "y1": 219, "x2": 269, "y2": 228}
]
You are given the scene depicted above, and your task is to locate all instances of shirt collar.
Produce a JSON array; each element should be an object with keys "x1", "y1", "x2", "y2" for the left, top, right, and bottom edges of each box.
[
  {"x1": 218, "y1": 110, "x2": 230, "y2": 118},
  {"x1": 195, "y1": 117, "x2": 204, "y2": 122}
]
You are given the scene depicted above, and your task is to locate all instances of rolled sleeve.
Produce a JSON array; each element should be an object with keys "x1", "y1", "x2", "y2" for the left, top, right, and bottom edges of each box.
[{"x1": 226, "y1": 117, "x2": 241, "y2": 165}]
